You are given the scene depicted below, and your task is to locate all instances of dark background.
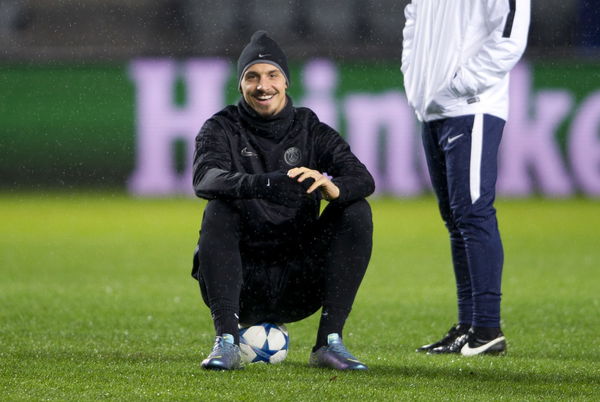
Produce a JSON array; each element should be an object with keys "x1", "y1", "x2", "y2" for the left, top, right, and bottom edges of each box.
[{"x1": 1, "y1": 0, "x2": 599, "y2": 63}]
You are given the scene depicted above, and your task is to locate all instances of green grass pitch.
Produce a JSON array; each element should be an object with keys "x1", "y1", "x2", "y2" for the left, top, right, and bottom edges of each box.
[{"x1": 1, "y1": 193, "x2": 599, "y2": 400}]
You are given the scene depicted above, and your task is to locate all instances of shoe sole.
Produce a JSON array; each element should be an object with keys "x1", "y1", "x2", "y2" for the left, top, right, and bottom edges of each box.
[
  {"x1": 309, "y1": 357, "x2": 368, "y2": 370},
  {"x1": 201, "y1": 359, "x2": 242, "y2": 370},
  {"x1": 461, "y1": 337, "x2": 507, "y2": 356},
  {"x1": 202, "y1": 364, "x2": 243, "y2": 370},
  {"x1": 309, "y1": 363, "x2": 368, "y2": 370},
  {"x1": 427, "y1": 348, "x2": 462, "y2": 355}
]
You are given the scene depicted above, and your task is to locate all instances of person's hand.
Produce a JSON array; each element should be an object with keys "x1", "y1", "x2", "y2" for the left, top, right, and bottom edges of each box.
[
  {"x1": 287, "y1": 167, "x2": 340, "y2": 201},
  {"x1": 254, "y1": 171, "x2": 304, "y2": 208}
]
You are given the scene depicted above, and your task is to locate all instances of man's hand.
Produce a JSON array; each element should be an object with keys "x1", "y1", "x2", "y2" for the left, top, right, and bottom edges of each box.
[{"x1": 287, "y1": 167, "x2": 340, "y2": 201}]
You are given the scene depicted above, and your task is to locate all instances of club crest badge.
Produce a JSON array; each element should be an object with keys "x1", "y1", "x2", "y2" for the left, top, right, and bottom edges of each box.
[{"x1": 283, "y1": 147, "x2": 302, "y2": 166}]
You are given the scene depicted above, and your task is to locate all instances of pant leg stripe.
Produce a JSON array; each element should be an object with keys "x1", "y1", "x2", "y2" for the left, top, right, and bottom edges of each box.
[{"x1": 470, "y1": 114, "x2": 483, "y2": 204}]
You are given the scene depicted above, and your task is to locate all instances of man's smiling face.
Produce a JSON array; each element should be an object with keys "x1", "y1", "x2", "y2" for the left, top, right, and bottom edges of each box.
[{"x1": 240, "y1": 63, "x2": 288, "y2": 118}]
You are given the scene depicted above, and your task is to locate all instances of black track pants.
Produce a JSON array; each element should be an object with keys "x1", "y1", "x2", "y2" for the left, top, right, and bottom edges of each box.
[{"x1": 192, "y1": 198, "x2": 373, "y2": 326}]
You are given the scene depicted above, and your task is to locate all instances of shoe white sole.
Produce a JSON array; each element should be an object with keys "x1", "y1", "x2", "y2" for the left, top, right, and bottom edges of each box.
[{"x1": 461, "y1": 336, "x2": 506, "y2": 356}]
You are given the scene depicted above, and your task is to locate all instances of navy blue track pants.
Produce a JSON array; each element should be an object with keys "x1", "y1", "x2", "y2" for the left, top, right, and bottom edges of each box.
[{"x1": 422, "y1": 114, "x2": 505, "y2": 328}]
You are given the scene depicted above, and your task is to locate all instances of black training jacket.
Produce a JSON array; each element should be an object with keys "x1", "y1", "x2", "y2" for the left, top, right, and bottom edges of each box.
[{"x1": 193, "y1": 102, "x2": 375, "y2": 248}]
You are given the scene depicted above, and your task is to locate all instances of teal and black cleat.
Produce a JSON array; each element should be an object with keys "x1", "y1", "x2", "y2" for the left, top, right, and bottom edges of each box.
[
  {"x1": 309, "y1": 333, "x2": 368, "y2": 370},
  {"x1": 201, "y1": 334, "x2": 242, "y2": 370}
]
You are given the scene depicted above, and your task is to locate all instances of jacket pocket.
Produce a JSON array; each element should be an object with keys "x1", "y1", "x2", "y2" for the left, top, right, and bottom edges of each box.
[{"x1": 426, "y1": 84, "x2": 462, "y2": 114}]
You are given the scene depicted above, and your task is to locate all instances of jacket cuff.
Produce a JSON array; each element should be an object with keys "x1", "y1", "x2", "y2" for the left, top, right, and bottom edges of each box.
[
  {"x1": 329, "y1": 179, "x2": 348, "y2": 203},
  {"x1": 240, "y1": 173, "x2": 261, "y2": 199}
]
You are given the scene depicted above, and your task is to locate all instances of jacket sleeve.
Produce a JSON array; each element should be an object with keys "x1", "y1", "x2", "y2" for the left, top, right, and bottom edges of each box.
[
  {"x1": 450, "y1": 0, "x2": 530, "y2": 97},
  {"x1": 314, "y1": 123, "x2": 375, "y2": 203},
  {"x1": 401, "y1": 2, "x2": 416, "y2": 75},
  {"x1": 192, "y1": 118, "x2": 257, "y2": 199}
]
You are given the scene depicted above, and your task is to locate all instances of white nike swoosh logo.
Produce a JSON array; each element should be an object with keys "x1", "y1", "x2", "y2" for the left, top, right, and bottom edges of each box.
[
  {"x1": 448, "y1": 133, "x2": 464, "y2": 144},
  {"x1": 241, "y1": 147, "x2": 258, "y2": 157},
  {"x1": 461, "y1": 336, "x2": 505, "y2": 356},
  {"x1": 258, "y1": 53, "x2": 271, "y2": 58}
]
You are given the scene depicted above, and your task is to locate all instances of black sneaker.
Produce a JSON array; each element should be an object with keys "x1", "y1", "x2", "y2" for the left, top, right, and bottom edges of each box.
[
  {"x1": 461, "y1": 327, "x2": 507, "y2": 356},
  {"x1": 416, "y1": 323, "x2": 470, "y2": 353},
  {"x1": 309, "y1": 333, "x2": 368, "y2": 370},
  {"x1": 428, "y1": 333, "x2": 469, "y2": 354},
  {"x1": 201, "y1": 334, "x2": 242, "y2": 370}
]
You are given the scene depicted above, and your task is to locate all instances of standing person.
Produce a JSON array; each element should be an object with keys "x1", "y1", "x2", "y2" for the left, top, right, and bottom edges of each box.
[
  {"x1": 579, "y1": 0, "x2": 600, "y2": 49},
  {"x1": 401, "y1": 0, "x2": 530, "y2": 356},
  {"x1": 192, "y1": 31, "x2": 375, "y2": 370}
]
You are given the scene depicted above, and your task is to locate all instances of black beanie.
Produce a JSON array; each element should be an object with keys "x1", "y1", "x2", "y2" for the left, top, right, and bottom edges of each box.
[{"x1": 237, "y1": 30, "x2": 290, "y2": 88}]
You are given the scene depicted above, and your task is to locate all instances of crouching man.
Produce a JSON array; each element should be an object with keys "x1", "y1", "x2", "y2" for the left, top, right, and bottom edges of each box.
[{"x1": 192, "y1": 31, "x2": 375, "y2": 371}]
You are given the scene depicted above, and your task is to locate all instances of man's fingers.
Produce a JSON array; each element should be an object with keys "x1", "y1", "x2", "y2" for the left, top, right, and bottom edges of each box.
[
  {"x1": 287, "y1": 167, "x2": 308, "y2": 178},
  {"x1": 287, "y1": 167, "x2": 331, "y2": 194},
  {"x1": 287, "y1": 168, "x2": 300, "y2": 178},
  {"x1": 306, "y1": 177, "x2": 327, "y2": 193},
  {"x1": 297, "y1": 171, "x2": 318, "y2": 183}
]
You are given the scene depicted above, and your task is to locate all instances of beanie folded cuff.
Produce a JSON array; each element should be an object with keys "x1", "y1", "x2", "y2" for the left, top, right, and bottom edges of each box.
[{"x1": 238, "y1": 60, "x2": 290, "y2": 89}]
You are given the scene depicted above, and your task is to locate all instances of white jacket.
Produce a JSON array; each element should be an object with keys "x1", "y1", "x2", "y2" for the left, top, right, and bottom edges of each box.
[{"x1": 401, "y1": 0, "x2": 530, "y2": 122}]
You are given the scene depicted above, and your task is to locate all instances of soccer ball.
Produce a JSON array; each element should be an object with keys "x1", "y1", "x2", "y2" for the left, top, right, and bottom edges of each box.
[{"x1": 239, "y1": 323, "x2": 289, "y2": 364}]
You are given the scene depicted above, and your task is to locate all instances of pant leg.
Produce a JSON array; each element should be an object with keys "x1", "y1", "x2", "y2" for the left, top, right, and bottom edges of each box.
[
  {"x1": 260, "y1": 199, "x2": 373, "y2": 328},
  {"x1": 441, "y1": 114, "x2": 505, "y2": 328},
  {"x1": 194, "y1": 200, "x2": 329, "y2": 328},
  {"x1": 316, "y1": 199, "x2": 373, "y2": 312},
  {"x1": 195, "y1": 199, "x2": 243, "y2": 337},
  {"x1": 422, "y1": 120, "x2": 473, "y2": 325},
  {"x1": 308, "y1": 199, "x2": 373, "y2": 346}
]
